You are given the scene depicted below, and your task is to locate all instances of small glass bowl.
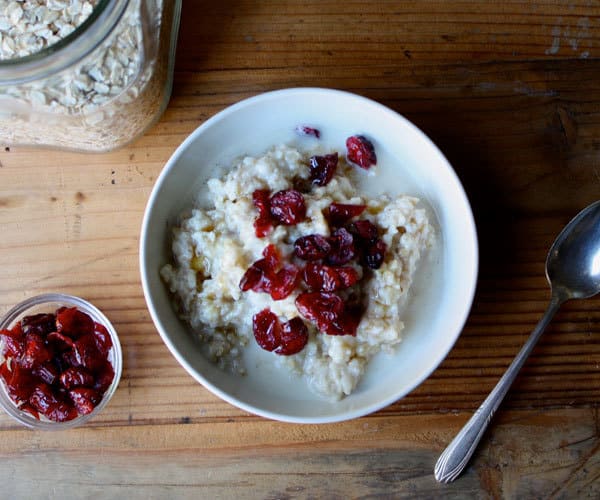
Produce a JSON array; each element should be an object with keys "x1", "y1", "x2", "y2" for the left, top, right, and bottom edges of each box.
[{"x1": 0, "y1": 293, "x2": 122, "y2": 430}]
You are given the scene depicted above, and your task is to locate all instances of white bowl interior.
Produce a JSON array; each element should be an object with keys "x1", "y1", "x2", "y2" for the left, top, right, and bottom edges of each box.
[{"x1": 140, "y1": 88, "x2": 478, "y2": 423}]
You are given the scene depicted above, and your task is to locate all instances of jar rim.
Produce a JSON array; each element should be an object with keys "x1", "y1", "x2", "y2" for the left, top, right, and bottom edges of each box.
[{"x1": 0, "y1": 0, "x2": 130, "y2": 85}]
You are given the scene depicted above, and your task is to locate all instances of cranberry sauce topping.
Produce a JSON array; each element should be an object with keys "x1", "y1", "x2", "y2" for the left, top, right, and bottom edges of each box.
[
  {"x1": 0, "y1": 307, "x2": 115, "y2": 422},
  {"x1": 346, "y1": 135, "x2": 377, "y2": 169},
  {"x1": 252, "y1": 309, "x2": 308, "y2": 356}
]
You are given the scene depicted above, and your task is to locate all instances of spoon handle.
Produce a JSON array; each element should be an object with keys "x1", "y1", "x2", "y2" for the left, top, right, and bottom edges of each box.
[{"x1": 434, "y1": 295, "x2": 563, "y2": 483}]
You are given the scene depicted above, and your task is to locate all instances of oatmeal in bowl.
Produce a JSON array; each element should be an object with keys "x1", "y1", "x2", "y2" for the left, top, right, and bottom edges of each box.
[
  {"x1": 140, "y1": 88, "x2": 477, "y2": 422},
  {"x1": 160, "y1": 140, "x2": 434, "y2": 401}
]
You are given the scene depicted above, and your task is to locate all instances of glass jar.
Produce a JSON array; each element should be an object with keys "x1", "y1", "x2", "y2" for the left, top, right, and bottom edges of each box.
[{"x1": 0, "y1": 0, "x2": 181, "y2": 152}]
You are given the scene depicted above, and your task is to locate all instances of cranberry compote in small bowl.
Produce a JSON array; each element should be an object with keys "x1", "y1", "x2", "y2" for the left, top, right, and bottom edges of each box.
[{"x1": 0, "y1": 293, "x2": 122, "y2": 430}]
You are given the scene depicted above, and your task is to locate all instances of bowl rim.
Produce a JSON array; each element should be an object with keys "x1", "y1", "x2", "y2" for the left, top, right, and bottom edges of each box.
[
  {"x1": 0, "y1": 292, "x2": 123, "y2": 430},
  {"x1": 139, "y1": 87, "x2": 479, "y2": 423}
]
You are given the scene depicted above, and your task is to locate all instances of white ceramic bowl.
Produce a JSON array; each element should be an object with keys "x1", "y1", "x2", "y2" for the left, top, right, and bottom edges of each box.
[{"x1": 140, "y1": 88, "x2": 478, "y2": 423}]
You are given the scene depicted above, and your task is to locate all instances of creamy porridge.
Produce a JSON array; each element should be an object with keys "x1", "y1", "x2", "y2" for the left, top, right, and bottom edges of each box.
[{"x1": 161, "y1": 138, "x2": 434, "y2": 400}]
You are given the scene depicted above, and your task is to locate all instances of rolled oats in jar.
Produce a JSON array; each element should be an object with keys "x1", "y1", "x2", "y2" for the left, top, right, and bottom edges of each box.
[{"x1": 0, "y1": 0, "x2": 181, "y2": 151}]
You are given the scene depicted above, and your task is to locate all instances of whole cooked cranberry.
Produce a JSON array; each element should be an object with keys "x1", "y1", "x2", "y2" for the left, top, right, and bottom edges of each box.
[
  {"x1": 346, "y1": 135, "x2": 377, "y2": 169},
  {"x1": 326, "y1": 227, "x2": 356, "y2": 266},
  {"x1": 295, "y1": 125, "x2": 321, "y2": 138},
  {"x1": 20, "y1": 313, "x2": 55, "y2": 337},
  {"x1": 326, "y1": 203, "x2": 366, "y2": 227},
  {"x1": 270, "y1": 189, "x2": 306, "y2": 225},
  {"x1": 309, "y1": 153, "x2": 338, "y2": 186},
  {"x1": 276, "y1": 317, "x2": 309, "y2": 356},
  {"x1": 252, "y1": 189, "x2": 273, "y2": 237},
  {"x1": 303, "y1": 263, "x2": 359, "y2": 292},
  {"x1": 252, "y1": 309, "x2": 281, "y2": 352},
  {"x1": 363, "y1": 239, "x2": 388, "y2": 269},
  {"x1": 294, "y1": 234, "x2": 331, "y2": 261}
]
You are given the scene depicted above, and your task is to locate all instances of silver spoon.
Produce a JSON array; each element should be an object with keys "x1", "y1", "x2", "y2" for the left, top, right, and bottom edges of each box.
[{"x1": 434, "y1": 200, "x2": 600, "y2": 483}]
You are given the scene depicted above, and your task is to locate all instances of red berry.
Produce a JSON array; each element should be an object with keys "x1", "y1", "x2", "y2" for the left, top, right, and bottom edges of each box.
[
  {"x1": 294, "y1": 234, "x2": 331, "y2": 261},
  {"x1": 349, "y1": 219, "x2": 379, "y2": 241},
  {"x1": 270, "y1": 189, "x2": 306, "y2": 225},
  {"x1": 309, "y1": 153, "x2": 338, "y2": 186},
  {"x1": 46, "y1": 401, "x2": 78, "y2": 422},
  {"x1": 0, "y1": 327, "x2": 24, "y2": 358},
  {"x1": 252, "y1": 309, "x2": 281, "y2": 352},
  {"x1": 326, "y1": 203, "x2": 366, "y2": 227},
  {"x1": 21, "y1": 333, "x2": 53, "y2": 369},
  {"x1": 295, "y1": 292, "x2": 360, "y2": 336},
  {"x1": 21, "y1": 313, "x2": 55, "y2": 337},
  {"x1": 276, "y1": 317, "x2": 308, "y2": 355},
  {"x1": 93, "y1": 361, "x2": 115, "y2": 393},
  {"x1": 270, "y1": 264, "x2": 301, "y2": 301},
  {"x1": 56, "y1": 307, "x2": 94, "y2": 338},
  {"x1": 33, "y1": 362, "x2": 59, "y2": 385},
  {"x1": 252, "y1": 189, "x2": 273, "y2": 237},
  {"x1": 346, "y1": 135, "x2": 377, "y2": 169},
  {"x1": 59, "y1": 367, "x2": 94, "y2": 389},
  {"x1": 47, "y1": 331, "x2": 75, "y2": 350},
  {"x1": 295, "y1": 125, "x2": 321, "y2": 138},
  {"x1": 93, "y1": 323, "x2": 113, "y2": 357},
  {"x1": 240, "y1": 245, "x2": 299, "y2": 300},
  {"x1": 303, "y1": 263, "x2": 359, "y2": 292},
  {"x1": 68, "y1": 387, "x2": 100, "y2": 415},
  {"x1": 363, "y1": 239, "x2": 388, "y2": 269},
  {"x1": 72, "y1": 333, "x2": 104, "y2": 371},
  {"x1": 29, "y1": 383, "x2": 59, "y2": 415},
  {"x1": 326, "y1": 227, "x2": 356, "y2": 266},
  {"x1": 252, "y1": 309, "x2": 308, "y2": 355},
  {"x1": 4, "y1": 364, "x2": 36, "y2": 403}
]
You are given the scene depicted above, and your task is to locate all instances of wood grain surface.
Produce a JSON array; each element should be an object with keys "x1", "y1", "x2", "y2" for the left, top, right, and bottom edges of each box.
[{"x1": 1, "y1": 1, "x2": 600, "y2": 497}]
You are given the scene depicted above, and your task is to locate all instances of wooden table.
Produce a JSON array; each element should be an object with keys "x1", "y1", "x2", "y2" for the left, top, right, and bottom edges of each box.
[{"x1": 1, "y1": 1, "x2": 600, "y2": 497}]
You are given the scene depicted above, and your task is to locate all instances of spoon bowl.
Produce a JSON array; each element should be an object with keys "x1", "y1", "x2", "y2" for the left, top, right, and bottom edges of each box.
[
  {"x1": 547, "y1": 200, "x2": 600, "y2": 300},
  {"x1": 435, "y1": 199, "x2": 600, "y2": 483}
]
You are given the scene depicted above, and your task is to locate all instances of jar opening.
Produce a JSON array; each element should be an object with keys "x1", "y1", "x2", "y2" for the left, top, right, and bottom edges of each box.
[{"x1": 0, "y1": 0, "x2": 130, "y2": 85}]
